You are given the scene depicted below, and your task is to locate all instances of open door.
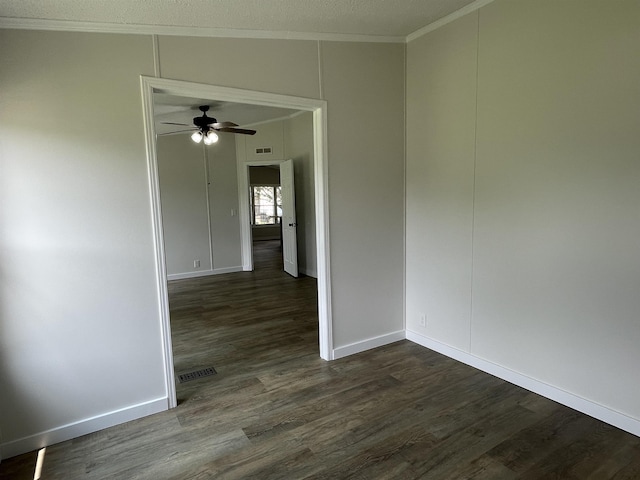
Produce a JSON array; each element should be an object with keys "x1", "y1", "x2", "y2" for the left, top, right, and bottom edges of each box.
[{"x1": 280, "y1": 159, "x2": 299, "y2": 277}]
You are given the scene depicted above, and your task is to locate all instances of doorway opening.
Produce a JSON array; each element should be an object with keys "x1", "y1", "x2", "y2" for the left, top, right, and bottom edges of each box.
[
  {"x1": 244, "y1": 159, "x2": 304, "y2": 278},
  {"x1": 140, "y1": 76, "x2": 334, "y2": 408},
  {"x1": 247, "y1": 164, "x2": 284, "y2": 272}
]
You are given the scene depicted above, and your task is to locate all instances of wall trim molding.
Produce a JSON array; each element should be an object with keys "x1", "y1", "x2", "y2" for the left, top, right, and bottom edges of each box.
[
  {"x1": 0, "y1": 17, "x2": 405, "y2": 44},
  {"x1": 0, "y1": 397, "x2": 167, "y2": 460},
  {"x1": 406, "y1": 0, "x2": 496, "y2": 43},
  {"x1": 333, "y1": 330, "x2": 405, "y2": 360},
  {"x1": 140, "y1": 76, "x2": 333, "y2": 373},
  {"x1": 140, "y1": 77, "x2": 177, "y2": 409},
  {"x1": 406, "y1": 330, "x2": 640, "y2": 438},
  {"x1": 167, "y1": 266, "x2": 243, "y2": 281},
  {"x1": 1, "y1": 1, "x2": 496, "y2": 46}
]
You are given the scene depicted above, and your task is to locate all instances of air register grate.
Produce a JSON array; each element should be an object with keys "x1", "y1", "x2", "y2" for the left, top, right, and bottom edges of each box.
[{"x1": 178, "y1": 367, "x2": 217, "y2": 383}]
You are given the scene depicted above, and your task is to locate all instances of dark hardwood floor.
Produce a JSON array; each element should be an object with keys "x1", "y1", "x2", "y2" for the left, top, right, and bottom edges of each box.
[{"x1": 2, "y1": 239, "x2": 640, "y2": 479}]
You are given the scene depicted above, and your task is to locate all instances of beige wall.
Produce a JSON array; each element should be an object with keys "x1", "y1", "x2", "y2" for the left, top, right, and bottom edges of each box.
[
  {"x1": 0, "y1": 29, "x2": 405, "y2": 455},
  {"x1": 157, "y1": 136, "x2": 213, "y2": 274},
  {"x1": 322, "y1": 42, "x2": 406, "y2": 346},
  {"x1": 158, "y1": 133, "x2": 241, "y2": 276},
  {"x1": 0, "y1": 30, "x2": 165, "y2": 453},
  {"x1": 284, "y1": 112, "x2": 317, "y2": 277},
  {"x1": 406, "y1": 12, "x2": 477, "y2": 351},
  {"x1": 406, "y1": 0, "x2": 640, "y2": 422},
  {"x1": 157, "y1": 36, "x2": 321, "y2": 99},
  {"x1": 245, "y1": 121, "x2": 285, "y2": 162},
  {"x1": 207, "y1": 133, "x2": 242, "y2": 270}
]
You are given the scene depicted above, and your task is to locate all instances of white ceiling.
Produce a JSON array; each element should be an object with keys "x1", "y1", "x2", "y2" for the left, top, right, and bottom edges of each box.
[{"x1": 0, "y1": 0, "x2": 477, "y2": 38}]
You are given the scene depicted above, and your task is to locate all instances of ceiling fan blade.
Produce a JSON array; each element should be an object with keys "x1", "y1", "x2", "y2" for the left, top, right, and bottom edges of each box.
[
  {"x1": 160, "y1": 122, "x2": 191, "y2": 126},
  {"x1": 212, "y1": 121, "x2": 238, "y2": 128},
  {"x1": 217, "y1": 127, "x2": 257, "y2": 135},
  {"x1": 158, "y1": 129, "x2": 196, "y2": 135}
]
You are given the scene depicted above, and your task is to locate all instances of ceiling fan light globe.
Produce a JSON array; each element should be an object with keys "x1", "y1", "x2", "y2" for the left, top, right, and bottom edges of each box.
[
  {"x1": 204, "y1": 131, "x2": 219, "y2": 145},
  {"x1": 191, "y1": 131, "x2": 203, "y2": 143}
]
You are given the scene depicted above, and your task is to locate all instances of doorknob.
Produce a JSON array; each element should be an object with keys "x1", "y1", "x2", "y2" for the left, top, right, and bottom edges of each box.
[{"x1": 288, "y1": 223, "x2": 297, "y2": 227}]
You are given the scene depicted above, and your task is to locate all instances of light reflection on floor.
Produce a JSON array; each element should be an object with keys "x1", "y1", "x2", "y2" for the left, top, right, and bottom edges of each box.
[{"x1": 33, "y1": 448, "x2": 46, "y2": 480}]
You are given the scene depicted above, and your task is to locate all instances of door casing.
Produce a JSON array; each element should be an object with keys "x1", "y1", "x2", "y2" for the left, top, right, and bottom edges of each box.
[{"x1": 140, "y1": 76, "x2": 334, "y2": 409}]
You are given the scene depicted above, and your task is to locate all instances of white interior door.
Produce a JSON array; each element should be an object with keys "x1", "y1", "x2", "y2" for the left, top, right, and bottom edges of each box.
[{"x1": 280, "y1": 159, "x2": 299, "y2": 277}]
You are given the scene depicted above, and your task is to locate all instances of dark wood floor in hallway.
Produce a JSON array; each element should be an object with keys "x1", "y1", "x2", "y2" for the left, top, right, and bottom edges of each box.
[{"x1": 2, "y1": 239, "x2": 640, "y2": 479}]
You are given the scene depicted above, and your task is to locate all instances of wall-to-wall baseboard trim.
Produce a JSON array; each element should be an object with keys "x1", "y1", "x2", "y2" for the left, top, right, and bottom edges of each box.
[
  {"x1": 406, "y1": 330, "x2": 640, "y2": 438},
  {"x1": 167, "y1": 266, "x2": 243, "y2": 281},
  {"x1": 333, "y1": 330, "x2": 405, "y2": 360},
  {"x1": 0, "y1": 397, "x2": 167, "y2": 460}
]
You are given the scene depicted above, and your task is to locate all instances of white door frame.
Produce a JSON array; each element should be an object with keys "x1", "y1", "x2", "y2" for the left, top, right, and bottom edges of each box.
[
  {"x1": 140, "y1": 76, "x2": 334, "y2": 408},
  {"x1": 239, "y1": 159, "x2": 287, "y2": 272}
]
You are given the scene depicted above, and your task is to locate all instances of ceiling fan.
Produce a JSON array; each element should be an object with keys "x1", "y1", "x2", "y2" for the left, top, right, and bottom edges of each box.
[{"x1": 161, "y1": 105, "x2": 256, "y2": 145}]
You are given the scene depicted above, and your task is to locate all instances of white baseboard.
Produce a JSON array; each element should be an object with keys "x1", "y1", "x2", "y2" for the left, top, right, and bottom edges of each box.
[
  {"x1": 406, "y1": 329, "x2": 640, "y2": 438},
  {"x1": 332, "y1": 330, "x2": 405, "y2": 360},
  {"x1": 0, "y1": 397, "x2": 168, "y2": 460},
  {"x1": 167, "y1": 266, "x2": 243, "y2": 281}
]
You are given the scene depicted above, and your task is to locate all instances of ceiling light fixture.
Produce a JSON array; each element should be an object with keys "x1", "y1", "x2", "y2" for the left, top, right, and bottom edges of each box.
[
  {"x1": 191, "y1": 131, "x2": 203, "y2": 143},
  {"x1": 203, "y1": 130, "x2": 219, "y2": 145},
  {"x1": 161, "y1": 105, "x2": 257, "y2": 144}
]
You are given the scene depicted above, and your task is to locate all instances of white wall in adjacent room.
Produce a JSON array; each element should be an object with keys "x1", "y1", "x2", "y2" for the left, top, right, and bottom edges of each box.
[
  {"x1": 238, "y1": 113, "x2": 318, "y2": 277},
  {"x1": 157, "y1": 133, "x2": 242, "y2": 277},
  {"x1": 284, "y1": 112, "x2": 317, "y2": 278},
  {"x1": 157, "y1": 135, "x2": 213, "y2": 275},
  {"x1": 207, "y1": 134, "x2": 242, "y2": 270}
]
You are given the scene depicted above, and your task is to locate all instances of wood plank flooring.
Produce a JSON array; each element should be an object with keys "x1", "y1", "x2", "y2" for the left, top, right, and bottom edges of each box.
[{"x1": 2, "y1": 239, "x2": 640, "y2": 479}]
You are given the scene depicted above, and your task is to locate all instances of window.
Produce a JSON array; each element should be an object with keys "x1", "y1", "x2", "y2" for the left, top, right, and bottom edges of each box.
[{"x1": 251, "y1": 185, "x2": 282, "y2": 225}]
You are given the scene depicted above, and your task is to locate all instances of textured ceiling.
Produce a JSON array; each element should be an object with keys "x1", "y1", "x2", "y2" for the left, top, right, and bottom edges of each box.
[{"x1": 0, "y1": 0, "x2": 477, "y2": 38}]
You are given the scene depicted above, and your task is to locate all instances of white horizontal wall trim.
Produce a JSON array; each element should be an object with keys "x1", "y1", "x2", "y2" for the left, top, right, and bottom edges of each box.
[
  {"x1": 167, "y1": 266, "x2": 243, "y2": 281},
  {"x1": 0, "y1": 18, "x2": 405, "y2": 43},
  {"x1": 333, "y1": 330, "x2": 405, "y2": 360},
  {"x1": 406, "y1": 0, "x2": 496, "y2": 42},
  {"x1": 0, "y1": 397, "x2": 167, "y2": 460},
  {"x1": 406, "y1": 330, "x2": 640, "y2": 438}
]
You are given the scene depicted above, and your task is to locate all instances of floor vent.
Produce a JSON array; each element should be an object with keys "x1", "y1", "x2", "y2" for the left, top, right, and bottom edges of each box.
[{"x1": 178, "y1": 367, "x2": 217, "y2": 383}]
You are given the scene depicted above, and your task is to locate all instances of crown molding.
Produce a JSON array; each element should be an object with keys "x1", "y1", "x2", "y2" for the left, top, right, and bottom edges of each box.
[
  {"x1": 406, "y1": 0, "x2": 496, "y2": 43},
  {"x1": 1, "y1": 0, "x2": 495, "y2": 45},
  {"x1": 0, "y1": 17, "x2": 405, "y2": 43}
]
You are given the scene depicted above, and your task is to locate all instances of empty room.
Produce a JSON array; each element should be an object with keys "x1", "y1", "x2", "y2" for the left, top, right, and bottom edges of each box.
[{"x1": 1, "y1": 0, "x2": 639, "y2": 478}]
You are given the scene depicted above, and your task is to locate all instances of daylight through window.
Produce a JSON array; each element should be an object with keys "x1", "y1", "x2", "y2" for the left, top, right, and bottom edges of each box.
[{"x1": 251, "y1": 186, "x2": 282, "y2": 225}]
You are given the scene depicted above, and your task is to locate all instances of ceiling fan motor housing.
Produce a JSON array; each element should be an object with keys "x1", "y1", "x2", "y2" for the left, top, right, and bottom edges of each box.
[{"x1": 194, "y1": 105, "x2": 216, "y2": 128}]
